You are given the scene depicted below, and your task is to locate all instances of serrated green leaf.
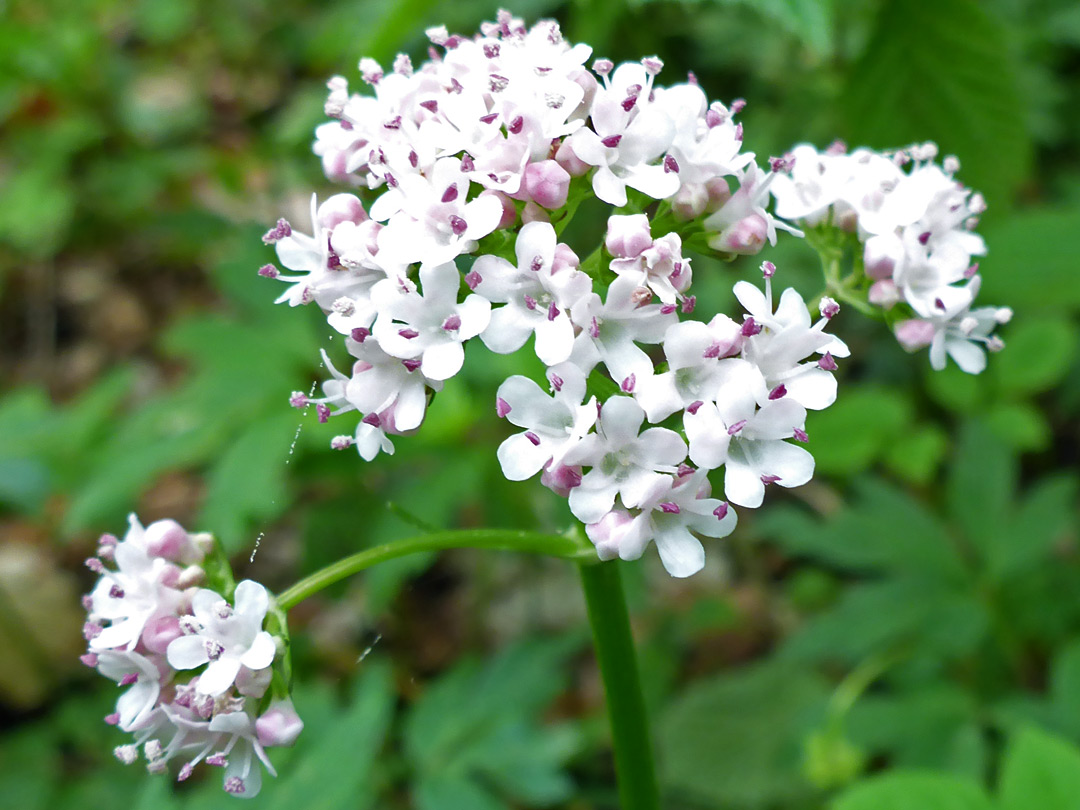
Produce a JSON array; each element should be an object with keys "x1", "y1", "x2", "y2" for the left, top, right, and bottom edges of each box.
[
  {"x1": 758, "y1": 478, "x2": 964, "y2": 580},
  {"x1": 844, "y1": 0, "x2": 1031, "y2": 207},
  {"x1": 659, "y1": 661, "x2": 829, "y2": 808},
  {"x1": 403, "y1": 636, "x2": 583, "y2": 808},
  {"x1": 999, "y1": 726, "x2": 1080, "y2": 810},
  {"x1": 831, "y1": 771, "x2": 992, "y2": 810},
  {"x1": 780, "y1": 577, "x2": 989, "y2": 665}
]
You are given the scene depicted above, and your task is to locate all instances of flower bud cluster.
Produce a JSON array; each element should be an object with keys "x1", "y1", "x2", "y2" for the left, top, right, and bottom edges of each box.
[
  {"x1": 81, "y1": 516, "x2": 300, "y2": 798},
  {"x1": 771, "y1": 142, "x2": 1009, "y2": 373},
  {"x1": 259, "y1": 12, "x2": 846, "y2": 576}
]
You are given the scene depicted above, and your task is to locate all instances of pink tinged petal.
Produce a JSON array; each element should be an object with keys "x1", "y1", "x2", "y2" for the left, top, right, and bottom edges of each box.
[
  {"x1": 497, "y1": 433, "x2": 553, "y2": 480},
  {"x1": 654, "y1": 530, "x2": 705, "y2": 578},
  {"x1": 462, "y1": 193, "x2": 505, "y2": 240},
  {"x1": 240, "y1": 632, "x2": 277, "y2": 671},
  {"x1": 420, "y1": 340, "x2": 465, "y2": 381},
  {"x1": 167, "y1": 634, "x2": 212, "y2": 670}
]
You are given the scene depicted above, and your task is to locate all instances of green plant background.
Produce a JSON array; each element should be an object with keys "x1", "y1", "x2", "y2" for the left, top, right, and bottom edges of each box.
[{"x1": 1, "y1": 0, "x2": 1078, "y2": 807}]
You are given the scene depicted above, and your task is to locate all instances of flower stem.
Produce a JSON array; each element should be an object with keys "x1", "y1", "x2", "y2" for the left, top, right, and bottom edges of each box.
[
  {"x1": 579, "y1": 561, "x2": 659, "y2": 810},
  {"x1": 275, "y1": 529, "x2": 596, "y2": 611}
]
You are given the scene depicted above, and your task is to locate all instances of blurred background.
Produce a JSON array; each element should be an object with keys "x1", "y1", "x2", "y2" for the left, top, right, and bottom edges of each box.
[{"x1": 2, "y1": 0, "x2": 1079, "y2": 807}]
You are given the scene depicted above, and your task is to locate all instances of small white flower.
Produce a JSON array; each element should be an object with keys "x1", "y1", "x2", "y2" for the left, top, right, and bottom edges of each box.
[{"x1": 166, "y1": 581, "x2": 277, "y2": 697}]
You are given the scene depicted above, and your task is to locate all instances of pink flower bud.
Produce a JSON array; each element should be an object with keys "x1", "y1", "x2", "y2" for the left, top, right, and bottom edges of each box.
[
  {"x1": 704, "y1": 177, "x2": 732, "y2": 213},
  {"x1": 235, "y1": 664, "x2": 273, "y2": 698},
  {"x1": 522, "y1": 160, "x2": 571, "y2": 209},
  {"x1": 895, "y1": 319, "x2": 936, "y2": 351},
  {"x1": 540, "y1": 464, "x2": 583, "y2": 497},
  {"x1": 552, "y1": 243, "x2": 580, "y2": 274},
  {"x1": 863, "y1": 235, "x2": 900, "y2": 280},
  {"x1": 555, "y1": 139, "x2": 590, "y2": 177},
  {"x1": 605, "y1": 214, "x2": 653, "y2": 258},
  {"x1": 522, "y1": 201, "x2": 550, "y2": 224},
  {"x1": 868, "y1": 279, "x2": 900, "y2": 309},
  {"x1": 144, "y1": 519, "x2": 192, "y2": 561},
  {"x1": 479, "y1": 189, "x2": 517, "y2": 230},
  {"x1": 256, "y1": 699, "x2": 305, "y2": 748},
  {"x1": 585, "y1": 509, "x2": 637, "y2": 561},
  {"x1": 710, "y1": 213, "x2": 769, "y2": 254},
  {"x1": 317, "y1": 194, "x2": 367, "y2": 230},
  {"x1": 141, "y1": 616, "x2": 183, "y2": 655}
]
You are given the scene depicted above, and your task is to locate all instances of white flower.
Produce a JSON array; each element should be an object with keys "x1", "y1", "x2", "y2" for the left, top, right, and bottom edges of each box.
[
  {"x1": 567, "y1": 61, "x2": 679, "y2": 206},
  {"x1": 569, "y1": 274, "x2": 678, "y2": 382},
  {"x1": 495, "y1": 363, "x2": 598, "y2": 481},
  {"x1": 88, "y1": 515, "x2": 186, "y2": 652},
  {"x1": 474, "y1": 221, "x2": 591, "y2": 365},
  {"x1": 563, "y1": 396, "x2": 687, "y2": 523},
  {"x1": 166, "y1": 580, "x2": 277, "y2": 697},
  {"x1": 371, "y1": 262, "x2": 491, "y2": 381},
  {"x1": 95, "y1": 649, "x2": 163, "y2": 731}
]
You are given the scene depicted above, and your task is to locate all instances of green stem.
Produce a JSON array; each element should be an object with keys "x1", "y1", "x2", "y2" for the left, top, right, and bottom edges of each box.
[
  {"x1": 275, "y1": 529, "x2": 595, "y2": 611},
  {"x1": 579, "y1": 561, "x2": 659, "y2": 810}
]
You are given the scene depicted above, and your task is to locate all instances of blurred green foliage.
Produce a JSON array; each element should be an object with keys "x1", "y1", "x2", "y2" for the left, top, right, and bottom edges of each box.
[{"x1": 2, "y1": 0, "x2": 1079, "y2": 807}]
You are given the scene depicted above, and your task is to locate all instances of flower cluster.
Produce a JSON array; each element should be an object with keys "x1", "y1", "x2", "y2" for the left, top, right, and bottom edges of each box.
[
  {"x1": 81, "y1": 516, "x2": 300, "y2": 798},
  {"x1": 257, "y1": 12, "x2": 845, "y2": 576},
  {"x1": 771, "y1": 142, "x2": 1010, "y2": 373}
]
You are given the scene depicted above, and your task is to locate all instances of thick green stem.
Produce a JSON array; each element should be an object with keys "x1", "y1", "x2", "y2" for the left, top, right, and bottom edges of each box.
[
  {"x1": 579, "y1": 561, "x2": 659, "y2": 810},
  {"x1": 275, "y1": 529, "x2": 595, "y2": 611}
]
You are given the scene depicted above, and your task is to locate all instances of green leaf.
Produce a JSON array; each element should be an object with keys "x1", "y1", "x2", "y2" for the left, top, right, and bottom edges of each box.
[
  {"x1": 659, "y1": 662, "x2": 829, "y2": 808},
  {"x1": 831, "y1": 772, "x2": 992, "y2": 810},
  {"x1": 947, "y1": 421, "x2": 1017, "y2": 564},
  {"x1": 992, "y1": 317, "x2": 1078, "y2": 397},
  {"x1": 414, "y1": 774, "x2": 506, "y2": 810},
  {"x1": 999, "y1": 726, "x2": 1080, "y2": 810},
  {"x1": 199, "y1": 410, "x2": 298, "y2": 554},
  {"x1": 980, "y1": 207, "x2": 1080, "y2": 311},
  {"x1": 884, "y1": 423, "x2": 948, "y2": 485},
  {"x1": 805, "y1": 387, "x2": 913, "y2": 475},
  {"x1": 985, "y1": 401, "x2": 1052, "y2": 452},
  {"x1": 843, "y1": 0, "x2": 1031, "y2": 207},
  {"x1": 758, "y1": 478, "x2": 964, "y2": 580},
  {"x1": 403, "y1": 636, "x2": 584, "y2": 808}
]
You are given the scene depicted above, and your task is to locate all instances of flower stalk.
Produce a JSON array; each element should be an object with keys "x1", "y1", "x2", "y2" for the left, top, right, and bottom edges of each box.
[
  {"x1": 579, "y1": 560, "x2": 660, "y2": 810},
  {"x1": 275, "y1": 528, "x2": 596, "y2": 611}
]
